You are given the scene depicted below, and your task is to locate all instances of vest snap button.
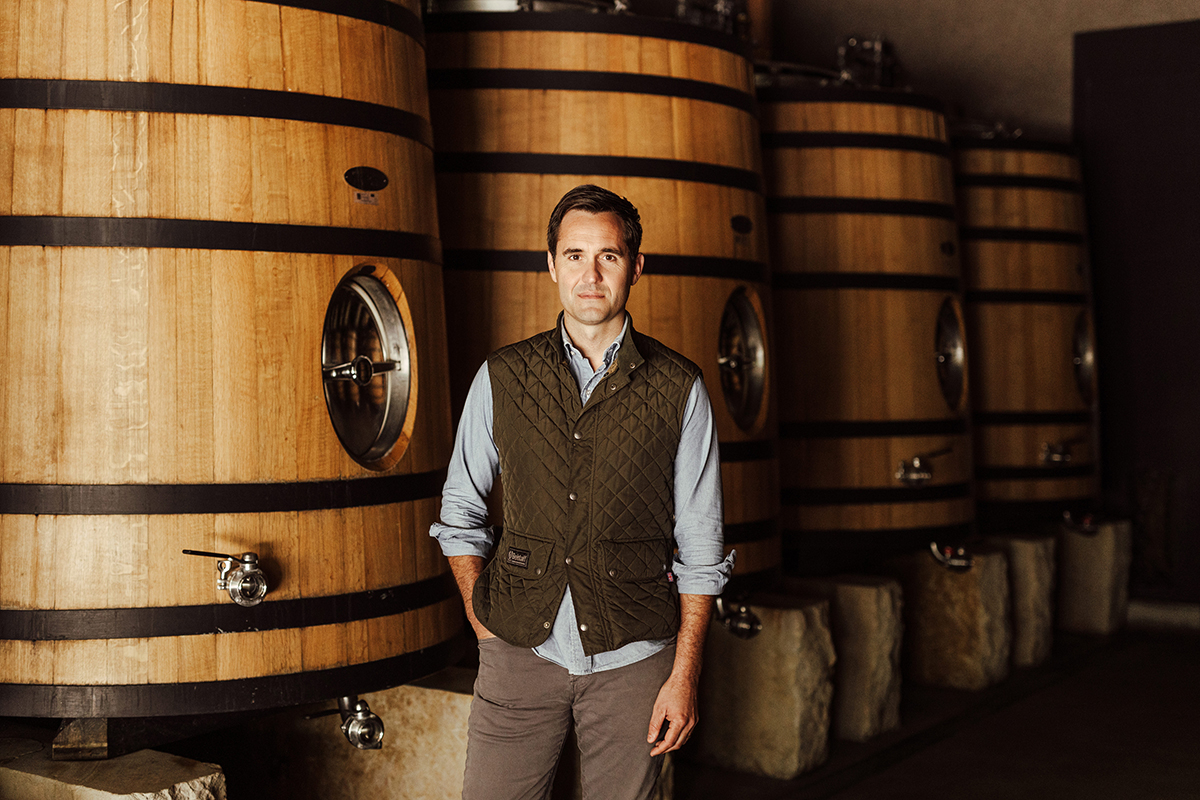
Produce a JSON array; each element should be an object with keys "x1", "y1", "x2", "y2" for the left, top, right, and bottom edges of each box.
[
  {"x1": 568, "y1": 492, "x2": 577, "y2": 501},
  {"x1": 536, "y1": 568, "x2": 543, "y2": 576},
  {"x1": 565, "y1": 556, "x2": 573, "y2": 565},
  {"x1": 608, "y1": 569, "x2": 617, "y2": 577},
  {"x1": 579, "y1": 623, "x2": 589, "y2": 632},
  {"x1": 609, "y1": 383, "x2": 617, "y2": 391},
  {"x1": 544, "y1": 621, "x2": 551, "y2": 629},
  {"x1": 573, "y1": 431, "x2": 582, "y2": 440}
]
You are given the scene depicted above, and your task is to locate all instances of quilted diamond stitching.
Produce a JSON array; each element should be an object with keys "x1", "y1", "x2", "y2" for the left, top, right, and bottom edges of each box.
[{"x1": 482, "y1": 323, "x2": 701, "y2": 653}]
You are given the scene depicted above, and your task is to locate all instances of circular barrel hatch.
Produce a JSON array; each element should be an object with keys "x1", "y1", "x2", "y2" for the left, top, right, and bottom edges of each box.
[{"x1": 321, "y1": 268, "x2": 414, "y2": 467}]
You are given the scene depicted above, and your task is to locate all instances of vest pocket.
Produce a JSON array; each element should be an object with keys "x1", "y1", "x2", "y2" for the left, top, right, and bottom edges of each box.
[
  {"x1": 599, "y1": 537, "x2": 671, "y2": 583},
  {"x1": 599, "y1": 537, "x2": 680, "y2": 640},
  {"x1": 496, "y1": 530, "x2": 554, "y2": 579}
]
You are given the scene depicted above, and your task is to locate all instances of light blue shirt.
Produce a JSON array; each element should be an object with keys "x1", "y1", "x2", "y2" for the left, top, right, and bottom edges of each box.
[{"x1": 431, "y1": 315, "x2": 734, "y2": 675}]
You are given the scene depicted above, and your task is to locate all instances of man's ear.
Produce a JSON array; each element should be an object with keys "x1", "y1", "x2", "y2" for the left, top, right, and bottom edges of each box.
[
  {"x1": 547, "y1": 251, "x2": 558, "y2": 283},
  {"x1": 629, "y1": 253, "x2": 645, "y2": 286}
]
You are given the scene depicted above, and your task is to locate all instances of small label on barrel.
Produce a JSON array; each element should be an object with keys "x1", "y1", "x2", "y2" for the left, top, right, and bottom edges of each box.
[
  {"x1": 354, "y1": 191, "x2": 379, "y2": 205},
  {"x1": 344, "y1": 166, "x2": 389, "y2": 191},
  {"x1": 505, "y1": 548, "x2": 531, "y2": 569}
]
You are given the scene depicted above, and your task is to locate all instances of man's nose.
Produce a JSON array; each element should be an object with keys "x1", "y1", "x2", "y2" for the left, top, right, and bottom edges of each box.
[{"x1": 583, "y1": 256, "x2": 603, "y2": 282}]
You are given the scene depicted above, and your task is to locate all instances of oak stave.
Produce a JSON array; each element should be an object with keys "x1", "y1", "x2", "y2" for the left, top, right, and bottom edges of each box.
[
  {"x1": 427, "y1": 11, "x2": 780, "y2": 593},
  {"x1": 954, "y1": 138, "x2": 1099, "y2": 521},
  {"x1": 0, "y1": 0, "x2": 462, "y2": 718},
  {"x1": 760, "y1": 82, "x2": 973, "y2": 575}
]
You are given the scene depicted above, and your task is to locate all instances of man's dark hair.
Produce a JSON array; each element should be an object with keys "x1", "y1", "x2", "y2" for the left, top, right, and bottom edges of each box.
[{"x1": 546, "y1": 184, "x2": 643, "y2": 260}]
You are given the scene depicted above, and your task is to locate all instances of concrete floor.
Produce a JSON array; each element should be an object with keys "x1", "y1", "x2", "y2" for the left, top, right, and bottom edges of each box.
[{"x1": 675, "y1": 629, "x2": 1200, "y2": 800}]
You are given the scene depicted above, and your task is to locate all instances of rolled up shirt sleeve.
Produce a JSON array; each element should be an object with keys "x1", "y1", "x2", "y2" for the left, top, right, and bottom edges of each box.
[
  {"x1": 429, "y1": 362, "x2": 500, "y2": 559},
  {"x1": 671, "y1": 375, "x2": 736, "y2": 595}
]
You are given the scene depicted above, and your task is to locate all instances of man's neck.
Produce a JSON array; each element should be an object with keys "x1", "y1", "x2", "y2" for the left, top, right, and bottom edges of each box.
[{"x1": 563, "y1": 315, "x2": 626, "y2": 370}]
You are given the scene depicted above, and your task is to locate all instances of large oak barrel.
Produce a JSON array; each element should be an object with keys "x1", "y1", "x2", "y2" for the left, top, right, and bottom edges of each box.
[
  {"x1": 954, "y1": 138, "x2": 1099, "y2": 527},
  {"x1": 426, "y1": 5, "x2": 780, "y2": 594},
  {"x1": 759, "y1": 78, "x2": 973, "y2": 575},
  {"x1": 0, "y1": 0, "x2": 463, "y2": 720}
]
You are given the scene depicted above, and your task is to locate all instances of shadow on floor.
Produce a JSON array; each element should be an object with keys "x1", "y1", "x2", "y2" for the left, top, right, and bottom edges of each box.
[{"x1": 675, "y1": 629, "x2": 1200, "y2": 800}]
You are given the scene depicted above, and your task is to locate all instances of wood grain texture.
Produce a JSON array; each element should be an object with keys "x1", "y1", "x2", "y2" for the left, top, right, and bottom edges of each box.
[
  {"x1": 2, "y1": 0, "x2": 429, "y2": 115},
  {"x1": 1, "y1": 253, "x2": 451, "y2": 485},
  {"x1": 781, "y1": 435, "x2": 971, "y2": 490},
  {"x1": 954, "y1": 148, "x2": 1081, "y2": 181},
  {"x1": 765, "y1": 147, "x2": 953, "y2": 201},
  {"x1": 721, "y1": 458, "x2": 780, "y2": 525},
  {"x1": 0, "y1": 598, "x2": 459, "y2": 686},
  {"x1": 974, "y1": 421, "x2": 1095, "y2": 502},
  {"x1": 432, "y1": 87, "x2": 759, "y2": 169},
  {"x1": 955, "y1": 144, "x2": 1098, "y2": 505},
  {"x1": 0, "y1": 500, "x2": 447, "y2": 608},
  {"x1": 426, "y1": 29, "x2": 755, "y2": 91},
  {"x1": 774, "y1": 289, "x2": 964, "y2": 423},
  {"x1": 761, "y1": 101, "x2": 947, "y2": 139},
  {"x1": 960, "y1": 240, "x2": 1085, "y2": 292},
  {"x1": 429, "y1": 19, "x2": 779, "y2": 585},
  {"x1": 967, "y1": 302, "x2": 1088, "y2": 414},
  {"x1": 0, "y1": 0, "x2": 461, "y2": 708},
  {"x1": 771, "y1": 213, "x2": 960, "y2": 278},
  {"x1": 781, "y1": 497, "x2": 973, "y2": 532},
  {"x1": 762, "y1": 88, "x2": 972, "y2": 554},
  {"x1": 975, "y1": 474, "x2": 1095, "y2": 503},
  {"x1": 955, "y1": 145, "x2": 1086, "y2": 293},
  {"x1": 1, "y1": 109, "x2": 437, "y2": 233},
  {"x1": 725, "y1": 534, "x2": 782, "y2": 576}
]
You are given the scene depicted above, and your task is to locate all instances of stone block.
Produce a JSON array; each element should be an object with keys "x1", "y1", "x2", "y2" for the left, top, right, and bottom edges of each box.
[
  {"x1": 0, "y1": 735, "x2": 225, "y2": 800},
  {"x1": 186, "y1": 666, "x2": 672, "y2": 800},
  {"x1": 785, "y1": 575, "x2": 903, "y2": 742},
  {"x1": 694, "y1": 594, "x2": 835, "y2": 779},
  {"x1": 239, "y1": 668, "x2": 478, "y2": 800},
  {"x1": 986, "y1": 534, "x2": 1057, "y2": 667},
  {"x1": 1058, "y1": 519, "x2": 1133, "y2": 635},
  {"x1": 892, "y1": 546, "x2": 1011, "y2": 691}
]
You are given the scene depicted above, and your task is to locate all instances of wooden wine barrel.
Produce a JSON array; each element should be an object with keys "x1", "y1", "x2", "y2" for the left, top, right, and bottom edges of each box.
[
  {"x1": 759, "y1": 79, "x2": 974, "y2": 575},
  {"x1": 426, "y1": 8, "x2": 780, "y2": 595},
  {"x1": 954, "y1": 138, "x2": 1099, "y2": 526},
  {"x1": 0, "y1": 0, "x2": 464, "y2": 720}
]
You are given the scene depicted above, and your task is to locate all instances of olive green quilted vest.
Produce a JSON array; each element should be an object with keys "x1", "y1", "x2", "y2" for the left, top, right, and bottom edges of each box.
[{"x1": 473, "y1": 317, "x2": 700, "y2": 655}]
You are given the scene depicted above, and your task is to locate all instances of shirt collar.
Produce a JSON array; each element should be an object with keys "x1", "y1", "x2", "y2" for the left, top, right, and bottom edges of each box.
[{"x1": 560, "y1": 314, "x2": 629, "y2": 372}]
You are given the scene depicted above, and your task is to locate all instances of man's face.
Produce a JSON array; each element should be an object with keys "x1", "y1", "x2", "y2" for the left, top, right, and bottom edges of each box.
[{"x1": 547, "y1": 209, "x2": 644, "y2": 332}]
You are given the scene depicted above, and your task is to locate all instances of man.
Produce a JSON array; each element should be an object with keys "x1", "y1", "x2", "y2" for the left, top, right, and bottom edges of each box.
[{"x1": 431, "y1": 184, "x2": 733, "y2": 800}]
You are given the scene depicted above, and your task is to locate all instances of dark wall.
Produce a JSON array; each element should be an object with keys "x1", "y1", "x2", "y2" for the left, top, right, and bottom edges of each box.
[
  {"x1": 771, "y1": 1, "x2": 1200, "y2": 141},
  {"x1": 1074, "y1": 20, "x2": 1200, "y2": 602}
]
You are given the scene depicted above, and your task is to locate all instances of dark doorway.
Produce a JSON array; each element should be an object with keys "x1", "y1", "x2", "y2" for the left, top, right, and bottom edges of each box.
[{"x1": 1074, "y1": 19, "x2": 1200, "y2": 602}]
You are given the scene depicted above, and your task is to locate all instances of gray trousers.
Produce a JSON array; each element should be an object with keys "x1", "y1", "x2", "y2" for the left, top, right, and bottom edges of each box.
[{"x1": 462, "y1": 638, "x2": 676, "y2": 800}]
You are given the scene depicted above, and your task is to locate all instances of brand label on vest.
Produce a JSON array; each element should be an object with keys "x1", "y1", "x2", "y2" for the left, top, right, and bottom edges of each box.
[{"x1": 505, "y1": 548, "x2": 531, "y2": 569}]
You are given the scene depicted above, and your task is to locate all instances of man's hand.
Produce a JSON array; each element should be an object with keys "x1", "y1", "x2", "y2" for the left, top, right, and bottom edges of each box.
[
  {"x1": 647, "y1": 669, "x2": 700, "y2": 756},
  {"x1": 646, "y1": 594, "x2": 714, "y2": 755},
  {"x1": 448, "y1": 554, "x2": 496, "y2": 640}
]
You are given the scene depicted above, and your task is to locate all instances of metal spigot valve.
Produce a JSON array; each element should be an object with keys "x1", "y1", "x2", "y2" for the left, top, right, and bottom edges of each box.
[
  {"x1": 896, "y1": 447, "x2": 953, "y2": 486},
  {"x1": 1041, "y1": 442, "x2": 1072, "y2": 464},
  {"x1": 715, "y1": 597, "x2": 762, "y2": 639},
  {"x1": 339, "y1": 697, "x2": 385, "y2": 750},
  {"x1": 182, "y1": 550, "x2": 268, "y2": 607},
  {"x1": 1062, "y1": 509, "x2": 1100, "y2": 535},
  {"x1": 929, "y1": 541, "x2": 972, "y2": 572}
]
